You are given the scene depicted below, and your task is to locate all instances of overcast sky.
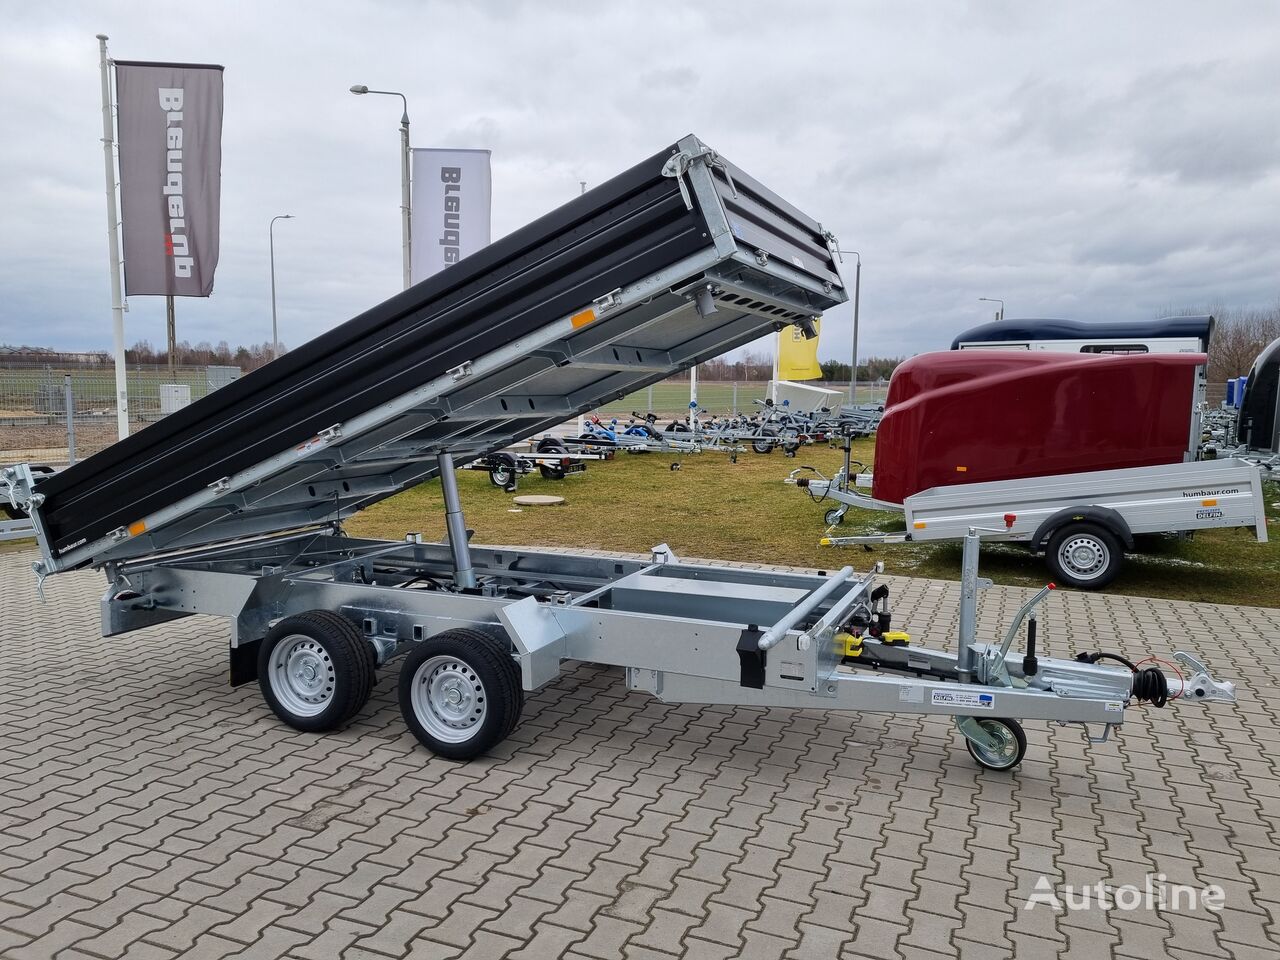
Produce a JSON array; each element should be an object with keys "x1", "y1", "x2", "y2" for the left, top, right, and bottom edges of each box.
[{"x1": 2, "y1": 1, "x2": 1278, "y2": 364}]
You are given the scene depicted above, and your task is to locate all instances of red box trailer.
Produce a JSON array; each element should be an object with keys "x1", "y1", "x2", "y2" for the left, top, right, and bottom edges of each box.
[{"x1": 871, "y1": 351, "x2": 1203, "y2": 505}]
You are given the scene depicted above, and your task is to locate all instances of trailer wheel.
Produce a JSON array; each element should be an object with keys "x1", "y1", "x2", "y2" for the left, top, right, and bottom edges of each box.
[
  {"x1": 1046, "y1": 523, "x2": 1122, "y2": 589},
  {"x1": 399, "y1": 628, "x2": 523, "y2": 760},
  {"x1": 751, "y1": 438, "x2": 775, "y2": 455},
  {"x1": 488, "y1": 454, "x2": 518, "y2": 489},
  {"x1": 539, "y1": 464, "x2": 565, "y2": 480},
  {"x1": 964, "y1": 718, "x2": 1027, "y2": 771},
  {"x1": 258, "y1": 611, "x2": 374, "y2": 732},
  {"x1": 824, "y1": 508, "x2": 845, "y2": 526}
]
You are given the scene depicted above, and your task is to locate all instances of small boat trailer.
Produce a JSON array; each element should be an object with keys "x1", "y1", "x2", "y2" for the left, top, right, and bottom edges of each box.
[
  {"x1": 464, "y1": 438, "x2": 611, "y2": 490},
  {"x1": 1, "y1": 136, "x2": 1235, "y2": 770}
]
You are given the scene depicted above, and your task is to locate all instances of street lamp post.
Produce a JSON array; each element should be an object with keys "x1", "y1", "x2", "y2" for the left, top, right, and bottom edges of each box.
[
  {"x1": 269, "y1": 214, "x2": 294, "y2": 359},
  {"x1": 836, "y1": 250, "x2": 861, "y2": 404},
  {"x1": 978, "y1": 297, "x2": 1005, "y2": 322},
  {"x1": 350, "y1": 84, "x2": 411, "y2": 290}
]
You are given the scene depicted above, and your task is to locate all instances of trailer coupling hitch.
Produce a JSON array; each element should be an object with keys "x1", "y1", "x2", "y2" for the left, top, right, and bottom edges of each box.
[
  {"x1": 1171, "y1": 652, "x2": 1237, "y2": 704},
  {"x1": 1076, "y1": 650, "x2": 1236, "y2": 707}
]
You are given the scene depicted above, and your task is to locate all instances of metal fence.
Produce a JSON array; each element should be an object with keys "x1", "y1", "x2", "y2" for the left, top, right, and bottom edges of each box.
[
  {"x1": 591, "y1": 380, "x2": 891, "y2": 420},
  {"x1": 0, "y1": 367, "x2": 1237, "y2": 467},
  {"x1": 0, "y1": 363, "x2": 240, "y2": 465}
]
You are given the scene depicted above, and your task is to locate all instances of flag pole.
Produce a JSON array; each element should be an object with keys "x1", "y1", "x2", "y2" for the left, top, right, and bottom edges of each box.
[
  {"x1": 97, "y1": 33, "x2": 130, "y2": 440},
  {"x1": 165, "y1": 295, "x2": 176, "y2": 379},
  {"x1": 771, "y1": 332, "x2": 780, "y2": 402}
]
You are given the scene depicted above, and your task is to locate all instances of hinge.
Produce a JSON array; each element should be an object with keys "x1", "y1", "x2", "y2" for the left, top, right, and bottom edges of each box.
[
  {"x1": 592, "y1": 288, "x2": 623, "y2": 313},
  {"x1": 208, "y1": 476, "x2": 231, "y2": 493},
  {"x1": 822, "y1": 229, "x2": 841, "y2": 261},
  {"x1": 661, "y1": 145, "x2": 738, "y2": 211},
  {"x1": 319, "y1": 424, "x2": 343, "y2": 442},
  {"x1": 448, "y1": 361, "x2": 474, "y2": 382}
]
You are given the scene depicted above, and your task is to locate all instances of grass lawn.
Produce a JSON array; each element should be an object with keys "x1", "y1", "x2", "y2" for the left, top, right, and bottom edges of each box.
[{"x1": 348, "y1": 437, "x2": 1280, "y2": 608}]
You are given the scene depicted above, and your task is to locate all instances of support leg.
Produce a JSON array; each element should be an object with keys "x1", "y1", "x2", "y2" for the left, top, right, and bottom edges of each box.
[
  {"x1": 437, "y1": 452, "x2": 477, "y2": 590},
  {"x1": 956, "y1": 530, "x2": 980, "y2": 684}
]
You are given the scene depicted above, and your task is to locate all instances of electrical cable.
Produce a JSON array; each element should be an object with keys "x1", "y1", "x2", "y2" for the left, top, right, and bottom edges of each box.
[{"x1": 1075, "y1": 650, "x2": 1174, "y2": 707}]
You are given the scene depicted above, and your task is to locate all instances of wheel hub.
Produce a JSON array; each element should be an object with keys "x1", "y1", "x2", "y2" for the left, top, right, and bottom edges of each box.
[
  {"x1": 967, "y1": 720, "x2": 1020, "y2": 768},
  {"x1": 978, "y1": 726, "x2": 1015, "y2": 762},
  {"x1": 412, "y1": 656, "x2": 487, "y2": 743},
  {"x1": 270, "y1": 636, "x2": 336, "y2": 717},
  {"x1": 1061, "y1": 536, "x2": 1107, "y2": 577}
]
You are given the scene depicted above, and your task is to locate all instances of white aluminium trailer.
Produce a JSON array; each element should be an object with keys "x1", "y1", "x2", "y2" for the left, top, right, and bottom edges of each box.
[
  {"x1": 2, "y1": 137, "x2": 1237, "y2": 773},
  {"x1": 950, "y1": 316, "x2": 1214, "y2": 355},
  {"x1": 769, "y1": 379, "x2": 844, "y2": 412},
  {"x1": 798, "y1": 457, "x2": 1268, "y2": 588}
]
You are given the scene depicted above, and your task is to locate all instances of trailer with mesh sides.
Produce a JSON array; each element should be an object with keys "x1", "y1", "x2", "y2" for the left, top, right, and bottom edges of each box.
[{"x1": 2, "y1": 136, "x2": 1235, "y2": 772}]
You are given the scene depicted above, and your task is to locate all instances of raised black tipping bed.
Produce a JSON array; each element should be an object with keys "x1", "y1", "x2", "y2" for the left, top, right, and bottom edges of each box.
[{"x1": 27, "y1": 135, "x2": 848, "y2": 571}]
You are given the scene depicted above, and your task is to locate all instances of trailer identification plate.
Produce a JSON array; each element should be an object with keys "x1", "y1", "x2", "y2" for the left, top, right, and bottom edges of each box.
[{"x1": 931, "y1": 690, "x2": 995, "y2": 710}]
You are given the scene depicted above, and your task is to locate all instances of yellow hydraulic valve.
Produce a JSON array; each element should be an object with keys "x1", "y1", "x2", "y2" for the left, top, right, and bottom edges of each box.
[
  {"x1": 838, "y1": 632, "x2": 863, "y2": 658},
  {"x1": 838, "y1": 631, "x2": 911, "y2": 659}
]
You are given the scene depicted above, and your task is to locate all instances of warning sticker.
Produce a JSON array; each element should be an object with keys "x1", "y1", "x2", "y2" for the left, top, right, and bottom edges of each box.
[{"x1": 930, "y1": 689, "x2": 995, "y2": 710}]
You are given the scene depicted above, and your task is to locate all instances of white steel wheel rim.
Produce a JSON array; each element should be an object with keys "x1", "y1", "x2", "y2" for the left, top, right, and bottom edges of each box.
[
  {"x1": 411, "y1": 655, "x2": 487, "y2": 744},
  {"x1": 969, "y1": 722, "x2": 1018, "y2": 768},
  {"x1": 1059, "y1": 535, "x2": 1108, "y2": 580},
  {"x1": 269, "y1": 635, "x2": 336, "y2": 717}
]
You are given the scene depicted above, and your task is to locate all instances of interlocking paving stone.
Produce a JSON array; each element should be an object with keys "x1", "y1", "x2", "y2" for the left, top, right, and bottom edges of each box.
[{"x1": 2, "y1": 544, "x2": 1280, "y2": 958}]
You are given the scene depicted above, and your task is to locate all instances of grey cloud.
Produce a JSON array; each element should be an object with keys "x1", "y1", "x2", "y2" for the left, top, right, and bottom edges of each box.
[{"x1": 0, "y1": 0, "x2": 1277, "y2": 367}]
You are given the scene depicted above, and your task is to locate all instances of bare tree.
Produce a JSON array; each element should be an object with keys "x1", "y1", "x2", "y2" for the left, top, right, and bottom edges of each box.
[{"x1": 1163, "y1": 301, "x2": 1280, "y2": 379}]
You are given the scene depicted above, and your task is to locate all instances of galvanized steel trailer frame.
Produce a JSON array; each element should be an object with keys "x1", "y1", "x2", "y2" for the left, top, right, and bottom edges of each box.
[
  {"x1": 59, "y1": 516, "x2": 1234, "y2": 768},
  {"x1": 1, "y1": 136, "x2": 1234, "y2": 767}
]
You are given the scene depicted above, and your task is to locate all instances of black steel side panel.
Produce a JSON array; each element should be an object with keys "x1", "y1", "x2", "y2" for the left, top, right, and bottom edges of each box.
[
  {"x1": 712, "y1": 159, "x2": 840, "y2": 289},
  {"x1": 38, "y1": 143, "x2": 705, "y2": 555}
]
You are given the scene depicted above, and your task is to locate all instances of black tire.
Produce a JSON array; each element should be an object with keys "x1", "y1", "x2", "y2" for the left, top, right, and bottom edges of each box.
[
  {"x1": 824, "y1": 508, "x2": 845, "y2": 526},
  {"x1": 539, "y1": 464, "x2": 565, "y2": 480},
  {"x1": 398, "y1": 628, "x2": 523, "y2": 760},
  {"x1": 751, "y1": 438, "x2": 774, "y2": 455},
  {"x1": 536, "y1": 437, "x2": 568, "y2": 454},
  {"x1": 1045, "y1": 522, "x2": 1123, "y2": 589},
  {"x1": 258, "y1": 611, "x2": 374, "y2": 732},
  {"x1": 964, "y1": 717, "x2": 1027, "y2": 771}
]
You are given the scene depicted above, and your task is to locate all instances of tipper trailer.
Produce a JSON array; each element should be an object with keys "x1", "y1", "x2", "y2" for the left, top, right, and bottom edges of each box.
[{"x1": 3, "y1": 136, "x2": 1234, "y2": 770}]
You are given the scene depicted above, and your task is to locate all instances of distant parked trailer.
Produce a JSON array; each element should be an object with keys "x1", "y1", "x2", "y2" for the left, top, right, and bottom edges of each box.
[
  {"x1": 793, "y1": 347, "x2": 1267, "y2": 588},
  {"x1": 798, "y1": 458, "x2": 1268, "y2": 588},
  {"x1": 951, "y1": 316, "x2": 1213, "y2": 356}
]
